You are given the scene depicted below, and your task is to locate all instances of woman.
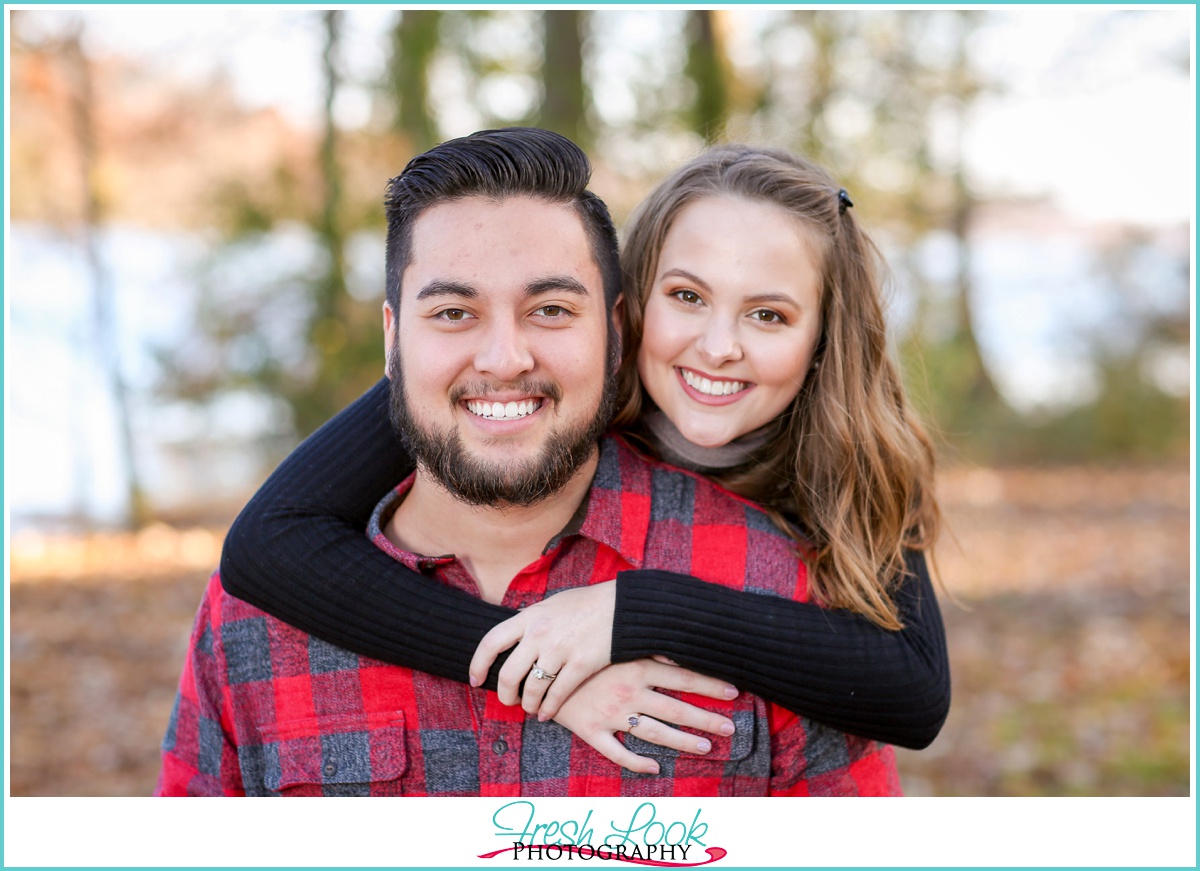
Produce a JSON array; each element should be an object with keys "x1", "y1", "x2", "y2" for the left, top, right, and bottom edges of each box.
[{"x1": 220, "y1": 144, "x2": 949, "y2": 772}]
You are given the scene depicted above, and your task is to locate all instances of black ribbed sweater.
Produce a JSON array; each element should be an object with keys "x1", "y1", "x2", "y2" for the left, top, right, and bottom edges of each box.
[{"x1": 220, "y1": 379, "x2": 950, "y2": 749}]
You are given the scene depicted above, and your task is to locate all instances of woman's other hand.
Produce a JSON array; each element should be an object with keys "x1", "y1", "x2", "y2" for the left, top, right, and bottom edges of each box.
[
  {"x1": 470, "y1": 582, "x2": 617, "y2": 718},
  {"x1": 551, "y1": 659, "x2": 739, "y2": 775}
]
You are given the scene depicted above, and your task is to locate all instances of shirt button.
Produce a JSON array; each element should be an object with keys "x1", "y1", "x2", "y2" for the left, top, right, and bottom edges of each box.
[
  {"x1": 323, "y1": 762, "x2": 338, "y2": 777},
  {"x1": 491, "y1": 739, "x2": 508, "y2": 755}
]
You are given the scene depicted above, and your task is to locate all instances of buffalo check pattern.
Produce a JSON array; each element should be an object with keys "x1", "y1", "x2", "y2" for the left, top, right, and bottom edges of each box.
[{"x1": 156, "y1": 437, "x2": 901, "y2": 796}]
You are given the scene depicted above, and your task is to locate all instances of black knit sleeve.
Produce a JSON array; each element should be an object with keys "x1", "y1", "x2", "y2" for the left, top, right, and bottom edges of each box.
[
  {"x1": 219, "y1": 378, "x2": 518, "y2": 689},
  {"x1": 221, "y1": 379, "x2": 950, "y2": 747},
  {"x1": 610, "y1": 549, "x2": 950, "y2": 749}
]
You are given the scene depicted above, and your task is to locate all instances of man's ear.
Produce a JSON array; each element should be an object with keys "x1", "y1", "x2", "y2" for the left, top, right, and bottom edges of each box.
[
  {"x1": 382, "y1": 302, "x2": 396, "y2": 377},
  {"x1": 611, "y1": 293, "x2": 625, "y2": 342}
]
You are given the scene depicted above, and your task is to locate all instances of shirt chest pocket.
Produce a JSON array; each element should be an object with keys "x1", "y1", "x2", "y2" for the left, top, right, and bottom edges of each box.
[
  {"x1": 621, "y1": 694, "x2": 772, "y2": 796},
  {"x1": 259, "y1": 711, "x2": 409, "y2": 796}
]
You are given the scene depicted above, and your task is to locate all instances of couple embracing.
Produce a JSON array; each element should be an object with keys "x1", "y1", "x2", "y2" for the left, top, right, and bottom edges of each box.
[{"x1": 156, "y1": 127, "x2": 948, "y2": 797}]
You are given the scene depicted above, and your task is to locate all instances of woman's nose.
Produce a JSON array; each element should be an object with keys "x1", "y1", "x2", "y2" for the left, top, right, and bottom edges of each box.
[{"x1": 694, "y1": 317, "x2": 744, "y2": 367}]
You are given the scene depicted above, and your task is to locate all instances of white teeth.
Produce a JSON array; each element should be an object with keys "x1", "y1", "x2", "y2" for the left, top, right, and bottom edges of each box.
[
  {"x1": 682, "y1": 369, "x2": 746, "y2": 396},
  {"x1": 466, "y1": 399, "x2": 542, "y2": 420}
]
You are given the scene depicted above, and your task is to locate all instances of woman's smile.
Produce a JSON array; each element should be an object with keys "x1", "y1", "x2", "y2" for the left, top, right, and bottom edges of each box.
[{"x1": 676, "y1": 366, "x2": 752, "y2": 404}]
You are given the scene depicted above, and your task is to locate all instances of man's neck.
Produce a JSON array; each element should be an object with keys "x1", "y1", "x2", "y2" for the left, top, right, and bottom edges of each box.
[{"x1": 384, "y1": 450, "x2": 599, "y2": 604}]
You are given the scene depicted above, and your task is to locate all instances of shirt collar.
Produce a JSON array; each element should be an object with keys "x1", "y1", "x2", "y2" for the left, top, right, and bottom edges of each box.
[
  {"x1": 567, "y1": 436, "x2": 649, "y2": 568},
  {"x1": 365, "y1": 437, "x2": 650, "y2": 570},
  {"x1": 366, "y1": 475, "x2": 454, "y2": 572}
]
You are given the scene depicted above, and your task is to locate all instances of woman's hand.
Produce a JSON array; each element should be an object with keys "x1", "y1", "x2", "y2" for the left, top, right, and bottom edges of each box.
[
  {"x1": 551, "y1": 659, "x2": 739, "y2": 775},
  {"x1": 470, "y1": 582, "x2": 617, "y2": 718}
]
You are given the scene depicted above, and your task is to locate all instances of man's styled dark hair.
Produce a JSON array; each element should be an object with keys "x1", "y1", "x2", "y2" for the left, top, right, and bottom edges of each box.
[{"x1": 383, "y1": 127, "x2": 621, "y2": 318}]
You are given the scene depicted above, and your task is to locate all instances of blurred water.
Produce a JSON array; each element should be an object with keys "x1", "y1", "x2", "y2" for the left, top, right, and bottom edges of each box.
[
  {"x1": 4, "y1": 219, "x2": 1186, "y2": 528},
  {"x1": 6, "y1": 224, "x2": 283, "y2": 528}
]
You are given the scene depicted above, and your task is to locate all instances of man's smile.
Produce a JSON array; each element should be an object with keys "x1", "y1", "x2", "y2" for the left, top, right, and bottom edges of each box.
[{"x1": 464, "y1": 398, "x2": 545, "y2": 421}]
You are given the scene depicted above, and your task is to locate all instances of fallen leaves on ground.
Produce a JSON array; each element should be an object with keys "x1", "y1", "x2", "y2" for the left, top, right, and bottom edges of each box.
[{"x1": 8, "y1": 465, "x2": 1191, "y2": 796}]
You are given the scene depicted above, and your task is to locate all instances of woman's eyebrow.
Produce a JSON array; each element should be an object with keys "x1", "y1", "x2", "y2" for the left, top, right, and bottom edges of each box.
[
  {"x1": 661, "y1": 269, "x2": 799, "y2": 307},
  {"x1": 744, "y1": 292, "x2": 800, "y2": 306},
  {"x1": 659, "y1": 267, "x2": 712, "y2": 293}
]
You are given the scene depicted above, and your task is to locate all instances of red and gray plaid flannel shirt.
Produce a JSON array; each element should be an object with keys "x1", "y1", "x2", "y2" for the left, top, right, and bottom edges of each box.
[{"x1": 156, "y1": 437, "x2": 900, "y2": 796}]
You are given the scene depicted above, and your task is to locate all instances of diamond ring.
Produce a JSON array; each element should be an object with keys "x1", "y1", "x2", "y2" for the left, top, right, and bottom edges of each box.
[{"x1": 530, "y1": 666, "x2": 558, "y2": 682}]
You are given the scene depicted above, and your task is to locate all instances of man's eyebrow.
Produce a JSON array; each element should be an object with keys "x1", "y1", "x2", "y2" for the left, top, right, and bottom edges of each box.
[
  {"x1": 525, "y1": 275, "x2": 590, "y2": 297},
  {"x1": 415, "y1": 280, "x2": 478, "y2": 301}
]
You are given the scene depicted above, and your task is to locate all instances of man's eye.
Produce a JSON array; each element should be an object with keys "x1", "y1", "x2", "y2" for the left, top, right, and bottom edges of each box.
[
  {"x1": 672, "y1": 289, "x2": 702, "y2": 305},
  {"x1": 439, "y1": 309, "x2": 470, "y2": 322},
  {"x1": 536, "y1": 305, "x2": 568, "y2": 318}
]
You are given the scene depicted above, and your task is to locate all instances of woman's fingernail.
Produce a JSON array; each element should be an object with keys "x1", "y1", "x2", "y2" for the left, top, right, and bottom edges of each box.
[
  {"x1": 537, "y1": 713, "x2": 548, "y2": 722},
  {"x1": 696, "y1": 739, "x2": 712, "y2": 753},
  {"x1": 724, "y1": 686, "x2": 738, "y2": 699},
  {"x1": 469, "y1": 675, "x2": 481, "y2": 687},
  {"x1": 646, "y1": 762, "x2": 660, "y2": 775},
  {"x1": 720, "y1": 722, "x2": 735, "y2": 736}
]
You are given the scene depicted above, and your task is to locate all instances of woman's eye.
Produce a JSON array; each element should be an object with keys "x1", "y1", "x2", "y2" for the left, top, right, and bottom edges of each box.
[
  {"x1": 752, "y1": 309, "x2": 785, "y2": 324},
  {"x1": 672, "y1": 289, "x2": 702, "y2": 305}
]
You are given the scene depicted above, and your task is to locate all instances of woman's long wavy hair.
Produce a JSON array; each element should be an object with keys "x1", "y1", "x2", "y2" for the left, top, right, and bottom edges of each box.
[{"x1": 613, "y1": 145, "x2": 940, "y2": 630}]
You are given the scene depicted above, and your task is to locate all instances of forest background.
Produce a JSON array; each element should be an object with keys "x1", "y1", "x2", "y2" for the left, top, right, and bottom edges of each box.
[{"x1": 5, "y1": 4, "x2": 1193, "y2": 816}]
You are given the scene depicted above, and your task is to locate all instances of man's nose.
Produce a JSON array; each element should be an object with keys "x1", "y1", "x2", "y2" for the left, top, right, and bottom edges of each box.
[
  {"x1": 695, "y1": 316, "x2": 744, "y2": 367},
  {"x1": 474, "y1": 317, "x2": 535, "y2": 381}
]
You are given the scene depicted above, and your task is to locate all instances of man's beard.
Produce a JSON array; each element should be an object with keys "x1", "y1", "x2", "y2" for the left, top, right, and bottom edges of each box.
[{"x1": 388, "y1": 344, "x2": 618, "y2": 508}]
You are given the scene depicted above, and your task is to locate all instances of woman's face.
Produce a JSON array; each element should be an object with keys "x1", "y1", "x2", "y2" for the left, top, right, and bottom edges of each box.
[{"x1": 636, "y1": 195, "x2": 823, "y2": 448}]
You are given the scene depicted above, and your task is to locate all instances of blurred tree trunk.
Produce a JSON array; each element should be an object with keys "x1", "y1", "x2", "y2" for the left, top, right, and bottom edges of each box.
[
  {"x1": 64, "y1": 30, "x2": 149, "y2": 529},
  {"x1": 790, "y1": 10, "x2": 841, "y2": 160},
  {"x1": 685, "y1": 10, "x2": 730, "y2": 142},
  {"x1": 318, "y1": 10, "x2": 346, "y2": 315},
  {"x1": 294, "y1": 10, "x2": 354, "y2": 436},
  {"x1": 390, "y1": 10, "x2": 441, "y2": 151},
  {"x1": 946, "y1": 11, "x2": 1000, "y2": 407},
  {"x1": 540, "y1": 11, "x2": 590, "y2": 148},
  {"x1": 885, "y1": 11, "x2": 1003, "y2": 439}
]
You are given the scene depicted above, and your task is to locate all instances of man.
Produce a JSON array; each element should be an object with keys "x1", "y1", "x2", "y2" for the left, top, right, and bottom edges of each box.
[{"x1": 156, "y1": 128, "x2": 899, "y2": 796}]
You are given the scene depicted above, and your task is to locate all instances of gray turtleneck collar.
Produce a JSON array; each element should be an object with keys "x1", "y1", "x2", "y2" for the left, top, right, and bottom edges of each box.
[{"x1": 643, "y1": 409, "x2": 775, "y2": 474}]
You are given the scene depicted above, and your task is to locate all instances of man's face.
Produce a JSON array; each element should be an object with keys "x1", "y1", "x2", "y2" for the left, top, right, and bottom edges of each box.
[{"x1": 386, "y1": 195, "x2": 616, "y2": 507}]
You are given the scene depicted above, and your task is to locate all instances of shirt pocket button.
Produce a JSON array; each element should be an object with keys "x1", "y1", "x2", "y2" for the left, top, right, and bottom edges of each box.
[
  {"x1": 492, "y1": 739, "x2": 508, "y2": 755},
  {"x1": 323, "y1": 762, "x2": 338, "y2": 778}
]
